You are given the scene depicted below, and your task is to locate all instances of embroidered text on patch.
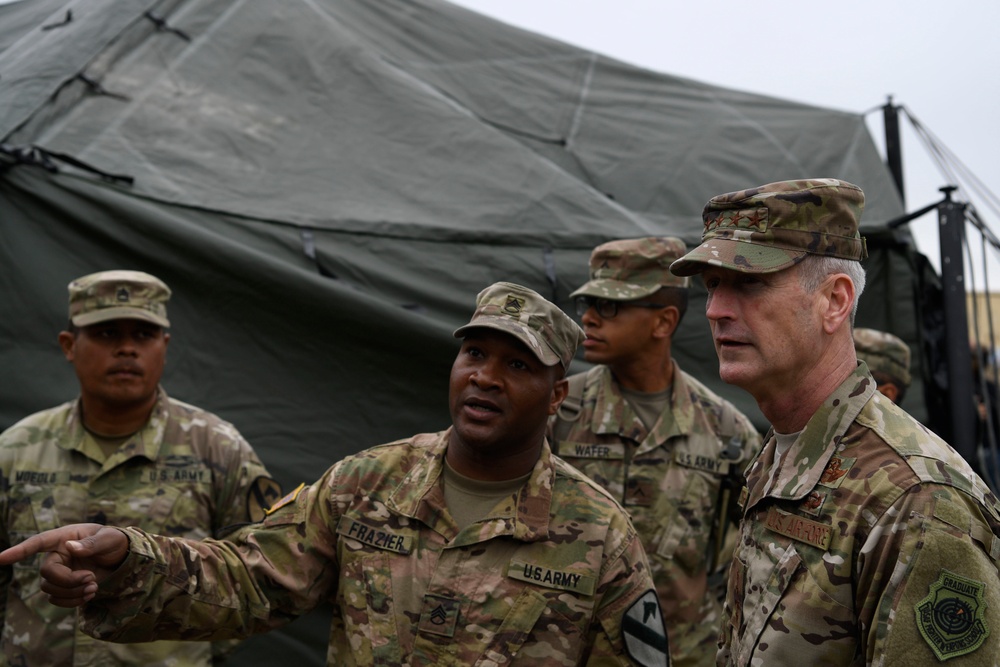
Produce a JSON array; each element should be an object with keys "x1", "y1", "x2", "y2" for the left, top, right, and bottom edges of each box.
[{"x1": 916, "y1": 569, "x2": 990, "y2": 661}]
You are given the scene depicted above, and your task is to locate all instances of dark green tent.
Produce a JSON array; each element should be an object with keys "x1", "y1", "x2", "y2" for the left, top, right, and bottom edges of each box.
[{"x1": 0, "y1": 0, "x2": 932, "y2": 663}]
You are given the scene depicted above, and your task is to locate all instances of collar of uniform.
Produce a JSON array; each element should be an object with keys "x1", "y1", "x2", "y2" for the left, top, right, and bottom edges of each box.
[
  {"x1": 589, "y1": 362, "x2": 693, "y2": 454},
  {"x1": 644, "y1": 360, "x2": 694, "y2": 445},
  {"x1": 753, "y1": 364, "x2": 876, "y2": 505},
  {"x1": 588, "y1": 365, "x2": 649, "y2": 441},
  {"x1": 64, "y1": 386, "x2": 170, "y2": 464},
  {"x1": 387, "y1": 428, "x2": 555, "y2": 544}
]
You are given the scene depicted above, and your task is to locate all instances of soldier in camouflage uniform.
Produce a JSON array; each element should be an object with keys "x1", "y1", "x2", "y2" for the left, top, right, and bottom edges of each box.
[
  {"x1": 0, "y1": 270, "x2": 281, "y2": 667},
  {"x1": 0, "y1": 281, "x2": 671, "y2": 667},
  {"x1": 853, "y1": 327, "x2": 912, "y2": 404},
  {"x1": 550, "y1": 237, "x2": 761, "y2": 666},
  {"x1": 670, "y1": 178, "x2": 1000, "y2": 666}
]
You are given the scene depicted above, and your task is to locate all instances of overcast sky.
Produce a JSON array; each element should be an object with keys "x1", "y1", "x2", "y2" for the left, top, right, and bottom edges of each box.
[{"x1": 450, "y1": 0, "x2": 1000, "y2": 288}]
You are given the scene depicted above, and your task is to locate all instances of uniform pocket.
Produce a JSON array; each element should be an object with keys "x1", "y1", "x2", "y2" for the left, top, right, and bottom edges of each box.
[
  {"x1": 474, "y1": 588, "x2": 549, "y2": 666},
  {"x1": 733, "y1": 543, "x2": 802, "y2": 665}
]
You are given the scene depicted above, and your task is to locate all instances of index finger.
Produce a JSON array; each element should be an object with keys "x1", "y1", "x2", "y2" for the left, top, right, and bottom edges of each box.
[{"x1": 0, "y1": 524, "x2": 104, "y2": 566}]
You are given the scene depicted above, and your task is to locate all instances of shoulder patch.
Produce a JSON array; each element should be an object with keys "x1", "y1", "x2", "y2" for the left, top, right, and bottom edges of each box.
[
  {"x1": 247, "y1": 476, "x2": 284, "y2": 522},
  {"x1": 264, "y1": 481, "x2": 305, "y2": 517},
  {"x1": 916, "y1": 569, "x2": 990, "y2": 661},
  {"x1": 622, "y1": 589, "x2": 669, "y2": 666}
]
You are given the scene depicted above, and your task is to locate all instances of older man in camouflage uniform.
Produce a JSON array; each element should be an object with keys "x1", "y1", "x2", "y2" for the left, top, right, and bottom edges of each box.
[
  {"x1": 853, "y1": 327, "x2": 912, "y2": 404},
  {"x1": 0, "y1": 281, "x2": 670, "y2": 667},
  {"x1": 670, "y1": 179, "x2": 1000, "y2": 666},
  {"x1": 550, "y1": 237, "x2": 761, "y2": 666},
  {"x1": 0, "y1": 270, "x2": 280, "y2": 666}
]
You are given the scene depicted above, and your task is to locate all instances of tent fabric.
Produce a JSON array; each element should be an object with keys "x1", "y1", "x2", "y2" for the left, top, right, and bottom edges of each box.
[{"x1": 1, "y1": 0, "x2": 928, "y2": 664}]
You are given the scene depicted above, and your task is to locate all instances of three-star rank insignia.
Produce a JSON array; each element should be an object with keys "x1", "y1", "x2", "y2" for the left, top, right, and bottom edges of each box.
[{"x1": 916, "y1": 569, "x2": 990, "y2": 661}]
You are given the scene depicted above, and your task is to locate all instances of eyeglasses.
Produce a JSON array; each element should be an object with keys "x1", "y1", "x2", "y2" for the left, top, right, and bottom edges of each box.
[{"x1": 574, "y1": 296, "x2": 666, "y2": 319}]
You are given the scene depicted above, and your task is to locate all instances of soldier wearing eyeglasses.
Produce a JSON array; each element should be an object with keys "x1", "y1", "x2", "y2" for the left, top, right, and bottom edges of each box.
[{"x1": 550, "y1": 237, "x2": 761, "y2": 667}]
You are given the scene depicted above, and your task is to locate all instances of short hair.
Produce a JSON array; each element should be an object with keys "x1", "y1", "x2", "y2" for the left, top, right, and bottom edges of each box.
[
  {"x1": 650, "y1": 286, "x2": 689, "y2": 326},
  {"x1": 797, "y1": 255, "x2": 867, "y2": 325}
]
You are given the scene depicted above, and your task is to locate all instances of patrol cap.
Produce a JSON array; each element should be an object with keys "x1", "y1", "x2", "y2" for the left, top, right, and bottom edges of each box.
[
  {"x1": 68, "y1": 270, "x2": 171, "y2": 328},
  {"x1": 670, "y1": 178, "x2": 867, "y2": 276},
  {"x1": 853, "y1": 327, "x2": 911, "y2": 387},
  {"x1": 571, "y1": 236, "x2": 690, "y2": 300},
  {"x1": 454, "y1": 282, "x2": 584, "y2": 369}
]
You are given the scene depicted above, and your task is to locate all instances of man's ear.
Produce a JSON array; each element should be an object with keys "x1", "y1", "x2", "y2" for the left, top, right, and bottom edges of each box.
[
  {"x1": 653, "y1": 306, "x2": 680, "y2": 339},
  {"x1": 878, "y1": 382, "x2": 900, "y2": 404},
  {"x1": 549, "y1": 376, "x2": 569, "y2": 416},
  {"x1": 821, "y1": 274, "x2": 855, "y2": 335},
  {"x1": 58, "y1": 331, "x2": 76, "y2": 362}
]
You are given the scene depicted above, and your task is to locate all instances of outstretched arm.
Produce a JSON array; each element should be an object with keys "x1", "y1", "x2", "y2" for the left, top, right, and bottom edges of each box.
[{"x1": 0, "y1": 524, "x2": 129, "y2": 607}]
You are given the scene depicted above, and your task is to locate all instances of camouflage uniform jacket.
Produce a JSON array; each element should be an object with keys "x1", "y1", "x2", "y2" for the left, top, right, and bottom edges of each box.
[
  {"x1": 550, "y1": 363, "x2": 761, "y2": 667},
  {"x1": 79, "y1": 429, "x2": 670, "y2": 666},
  {"x1": 0, "y1": 387, "x2": 279, "y2": 667},
  {"x1": 720, "y1": 363, "x2": 1000, "y2": 666}
]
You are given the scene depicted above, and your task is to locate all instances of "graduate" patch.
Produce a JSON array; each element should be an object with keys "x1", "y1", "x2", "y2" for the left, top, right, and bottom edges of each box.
[{"x1": 916, "y1": 569, "x2": 990, "y2": 661}]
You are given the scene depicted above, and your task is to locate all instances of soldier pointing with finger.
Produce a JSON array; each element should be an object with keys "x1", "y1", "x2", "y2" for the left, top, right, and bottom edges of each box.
[{"x1": 0, "y1": 281, "x2": 670, "y2": 667}]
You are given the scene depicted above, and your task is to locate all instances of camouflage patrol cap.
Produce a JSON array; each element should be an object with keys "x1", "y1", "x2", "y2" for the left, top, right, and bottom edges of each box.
[
  {"x1": 853, "y1": 327, "x2": 911, "y2": 387},
  {"x1": 670, "y1": 178, "x2": 868, "y2": 276},
  {"x1": 571, "y1": 236, "x2": 690, "y2": 300},
  {"x1": 68, "y1": 270, "x2": 171, "y2": 327},
  {"x1": 454, "y1": 282, "x2": 584, "y2": 369}
]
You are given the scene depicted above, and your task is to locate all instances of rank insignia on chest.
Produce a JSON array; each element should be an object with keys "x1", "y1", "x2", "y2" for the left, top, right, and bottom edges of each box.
[
  {"x1": 799, "y1": 490, "x2": 827, "y2": 517},
  {"x1": 818, "y1": 455, "x2": 855, "y2": 488},
  {"x1": 916, "y1": 569, "x2": 989, "y2": 661},
  {"x1": 417, "y1": 594, "x2": 461, "y2": 637}
]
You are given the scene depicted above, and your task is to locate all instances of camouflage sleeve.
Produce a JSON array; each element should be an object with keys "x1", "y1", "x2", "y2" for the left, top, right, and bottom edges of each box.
[
  {"x1": 82, "y1": 470, "x2": 338, "y2": 643},
  {"x1": 860, "y1": 484, "x2": 1000, "y2": 665},
  {"x1": 590, "y1": 521, "x2": 671, "y2": 666},
  {"x1": 206, "y1": 426, "x2": 282, "y2": 533}
]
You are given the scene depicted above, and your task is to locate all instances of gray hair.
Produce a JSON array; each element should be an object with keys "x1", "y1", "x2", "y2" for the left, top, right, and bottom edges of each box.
[{"x1": 797, "y1": 255, "x2": 866, "y2": 325}]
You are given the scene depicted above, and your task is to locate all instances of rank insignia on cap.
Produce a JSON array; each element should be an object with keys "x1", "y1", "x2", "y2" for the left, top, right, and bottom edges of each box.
[
  {"x1": 622, "y1": 589, "x2": 669, "y2": 666},
  {"x1": 116, "y1": 286, "x2": 130, "y2": 302},
  {"x1": 503, "y1": 295, "x2": 524, "y2": 315},
  {"x1": 916, "y1": 569, "x2": 989, "y2": 661}
]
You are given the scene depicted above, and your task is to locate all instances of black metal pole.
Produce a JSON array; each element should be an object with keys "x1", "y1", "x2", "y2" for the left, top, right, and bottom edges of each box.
[
  {"x1": 938, "y1": 186, "x2": 976, "y2": 462},
  {"x1": 883, "y1": 96, "x2": 906, "y2": 206}
]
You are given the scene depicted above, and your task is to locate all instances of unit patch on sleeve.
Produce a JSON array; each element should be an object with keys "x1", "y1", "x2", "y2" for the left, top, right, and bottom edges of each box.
[
  {"x1": 247, "y1": 476, "x2": 284, "y2": 522},
  {"x1": 622, "y1": 589, "x2": 669, "y2": 666},
  {"x1": 916, "y1": 569, "x2": 990, "y2": 661}
]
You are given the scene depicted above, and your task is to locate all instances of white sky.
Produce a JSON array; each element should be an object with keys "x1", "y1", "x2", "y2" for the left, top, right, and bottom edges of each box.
[{"x1": 450, "y1": 0, "x2": 1000, "y2": 289}]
